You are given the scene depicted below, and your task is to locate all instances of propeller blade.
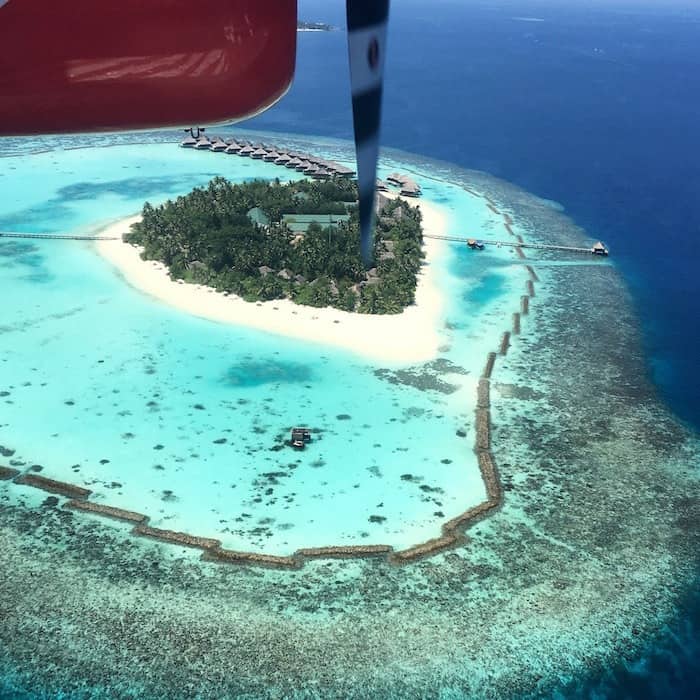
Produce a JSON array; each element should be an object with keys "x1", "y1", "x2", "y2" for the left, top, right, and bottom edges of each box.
[{"x1": 346, "y1": 0, "x2": 390, "y2": 265}]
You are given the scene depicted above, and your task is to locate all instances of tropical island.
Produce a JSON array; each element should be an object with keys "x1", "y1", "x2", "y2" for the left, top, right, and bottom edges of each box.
[
  {"x1": 125, "y1": 176, "x2": 425, "y2": 315},
  {"x1": 297, "y1": 21, "x2": 336, "y2": 32}
]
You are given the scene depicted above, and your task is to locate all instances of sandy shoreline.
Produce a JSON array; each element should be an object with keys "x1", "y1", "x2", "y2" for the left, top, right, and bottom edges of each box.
[{"x1": 94, "y1": 200, "x2": 448, "y2": 363}]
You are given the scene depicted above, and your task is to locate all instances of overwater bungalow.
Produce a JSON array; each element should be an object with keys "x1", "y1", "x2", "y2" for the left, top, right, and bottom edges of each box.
[
  {"x1": 400, "y1": 180, "x2": 421, "y2": 197},
  {"x1": 387, "y1": 172, "x2": 407, "y2": 186},
  {"x1": 290, "y1": 427, "x2": 312, "y2": 449},
  {"x1": 210, "y1": 137, "x2": 228, "y2": 152},
  {"x1": 263, "y1": 151, "x2": 279, "y2": 162},
  {"x1": 328, "y1": 162, "x2": 355, "y2": 177},
  {"x1": 275, "y1": 153, "x2": 291, "y2": 165},
  {"x1": 313, "y1": 169, "x2": 332, "y2": 180},
  {"x1": 194, "y1": 136, "x2": 211, "y2": 150},
  {"x1": 238, "y1": 145, "x2": 254, "y2": 156},
  {"x1": 251, "y1": 148, "x2": 267, "y2": 159},
  {"x1": 225, "y1": 141, "x2": 242, "y2": 154},
  {"x1": 285, "y1": 158, "x2": 300, "y2": 168},
  {"x1": 180, "y1": 135, "x2": 197, "y2": 148},
  {"x1": 592, "y1": 241, "x2": 609, "y2": 256}
]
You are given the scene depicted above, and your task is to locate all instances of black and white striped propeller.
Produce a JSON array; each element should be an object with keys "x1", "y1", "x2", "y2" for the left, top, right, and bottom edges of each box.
[{"x1": 346, "y1": 0, "x2": 390, "y2": 265}]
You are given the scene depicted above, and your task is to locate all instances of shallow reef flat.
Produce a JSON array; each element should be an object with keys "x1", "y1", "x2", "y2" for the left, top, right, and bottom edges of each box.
[{"x1": 0, "y1": 142, "x2": 698, "y2": 698}]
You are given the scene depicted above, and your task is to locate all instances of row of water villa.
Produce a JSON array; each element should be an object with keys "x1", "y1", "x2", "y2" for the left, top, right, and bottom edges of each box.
[
  {"x1": 181, "y1": 131, "x2": 423, "y2": 198},
  {"x1": 180, "y1": 132, "x2": 356, "y2": 181}
]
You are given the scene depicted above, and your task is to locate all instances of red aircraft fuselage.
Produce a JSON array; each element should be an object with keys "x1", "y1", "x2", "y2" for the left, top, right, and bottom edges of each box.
[{"x1": 0, "y1": 0, "x2": 296, "y2": 136}]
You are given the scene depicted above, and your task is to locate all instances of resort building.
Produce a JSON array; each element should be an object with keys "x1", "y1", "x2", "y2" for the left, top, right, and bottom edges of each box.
[
  {"x1": 281, "y1": 213, "x2": 351, "y2": 234},
  {"x1": 387, "y1": 172, "x2": 407, "y2": 186},
  {"x1": 400, "y1": 180, "x2": 422, "y2": 197},
  {"x1": 210, "y1": 137, "x2": 228, "y2": 152},
  {"x1": 327, "y1": 162, "x2": 356, "y2": 177},
  {"x1": 194, "y1": 136, "x2": 211, "y2": 150},
  {"x1": 247, "y1": 207, "x2": 271, "y2": 228}
]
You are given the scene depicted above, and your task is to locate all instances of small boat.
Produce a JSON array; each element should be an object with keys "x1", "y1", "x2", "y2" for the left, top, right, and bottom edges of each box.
[
  {"x1": 467, "y1": 238, "x2": 485, "y2": 250},
  {"x1": 591, "y1": 241, "x2": 609, "y2": 256}
]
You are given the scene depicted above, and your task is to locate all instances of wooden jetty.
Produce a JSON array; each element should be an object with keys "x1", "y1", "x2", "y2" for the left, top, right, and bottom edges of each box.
[
  {"x1": 424, "y1": 233, "x2": 609, "y2": 256},
  {"x1": 1, "y1": 231, "x2": 118, "y2": 241}
]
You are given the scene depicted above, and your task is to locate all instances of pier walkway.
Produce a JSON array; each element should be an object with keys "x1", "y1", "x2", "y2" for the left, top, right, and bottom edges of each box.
[
  {"x1": 423, "y1": 233, "x2": 600, "y2": 255},
  {"x1": 0, "y1": 231, "x2": 118, "y2": 241}
]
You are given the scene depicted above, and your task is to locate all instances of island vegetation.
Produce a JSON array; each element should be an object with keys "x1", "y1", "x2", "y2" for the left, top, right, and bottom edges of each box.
[{"x1": 125, "y1": 177, "x2": 425, "y2": 314}]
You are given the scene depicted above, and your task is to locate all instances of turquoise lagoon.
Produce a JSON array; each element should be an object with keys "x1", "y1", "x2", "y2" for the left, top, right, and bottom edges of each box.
[
  {"x1": 2, "y1": 132, "x2": 697, "y2": 699},
  {"x1": 0, "y1": 132, "x2": 528, "y2": 554}
]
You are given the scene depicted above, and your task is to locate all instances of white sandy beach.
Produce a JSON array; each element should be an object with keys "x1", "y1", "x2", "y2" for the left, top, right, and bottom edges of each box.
[{"x1": 94, "y1": 199, "x2": 448, "y2": 363}]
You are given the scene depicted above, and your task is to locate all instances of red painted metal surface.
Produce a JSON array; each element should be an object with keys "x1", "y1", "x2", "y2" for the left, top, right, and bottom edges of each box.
[{"x1": 0, "y1": 0, "x2": 296, "y2": 136}]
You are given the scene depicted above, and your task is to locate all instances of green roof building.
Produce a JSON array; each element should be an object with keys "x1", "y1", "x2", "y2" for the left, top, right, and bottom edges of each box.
[
  {"x1": 247, "y1": 207, "x2": 271, "y2": 227},
  {"x1": 281, "y1": 213, "x2": 350, "y2": 234}
]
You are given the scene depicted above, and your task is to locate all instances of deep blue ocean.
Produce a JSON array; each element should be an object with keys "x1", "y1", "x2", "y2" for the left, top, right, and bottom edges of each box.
[{"x1": 247, "y1": 0, "x2": 700, "y2": 697}]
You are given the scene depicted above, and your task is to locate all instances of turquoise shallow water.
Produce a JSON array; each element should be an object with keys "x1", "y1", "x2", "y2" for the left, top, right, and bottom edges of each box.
[
  {"x1": 1, "y1": 131, "x2": 697, "y2": 699},
  {"x1": 1, "y1": 135, "x2": 526, "y2": 554}
]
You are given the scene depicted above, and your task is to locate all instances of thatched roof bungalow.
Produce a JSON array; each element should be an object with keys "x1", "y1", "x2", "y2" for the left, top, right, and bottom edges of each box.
[
  {"x1": 400, "y1": 180, "x2": 421, "y2": 197},
  {"x1": 387, "y1": 172, "x2": 407, "y2": 186},
  {"x1": 327, "y1": 162, "x2": 355, "y2": 177}
]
